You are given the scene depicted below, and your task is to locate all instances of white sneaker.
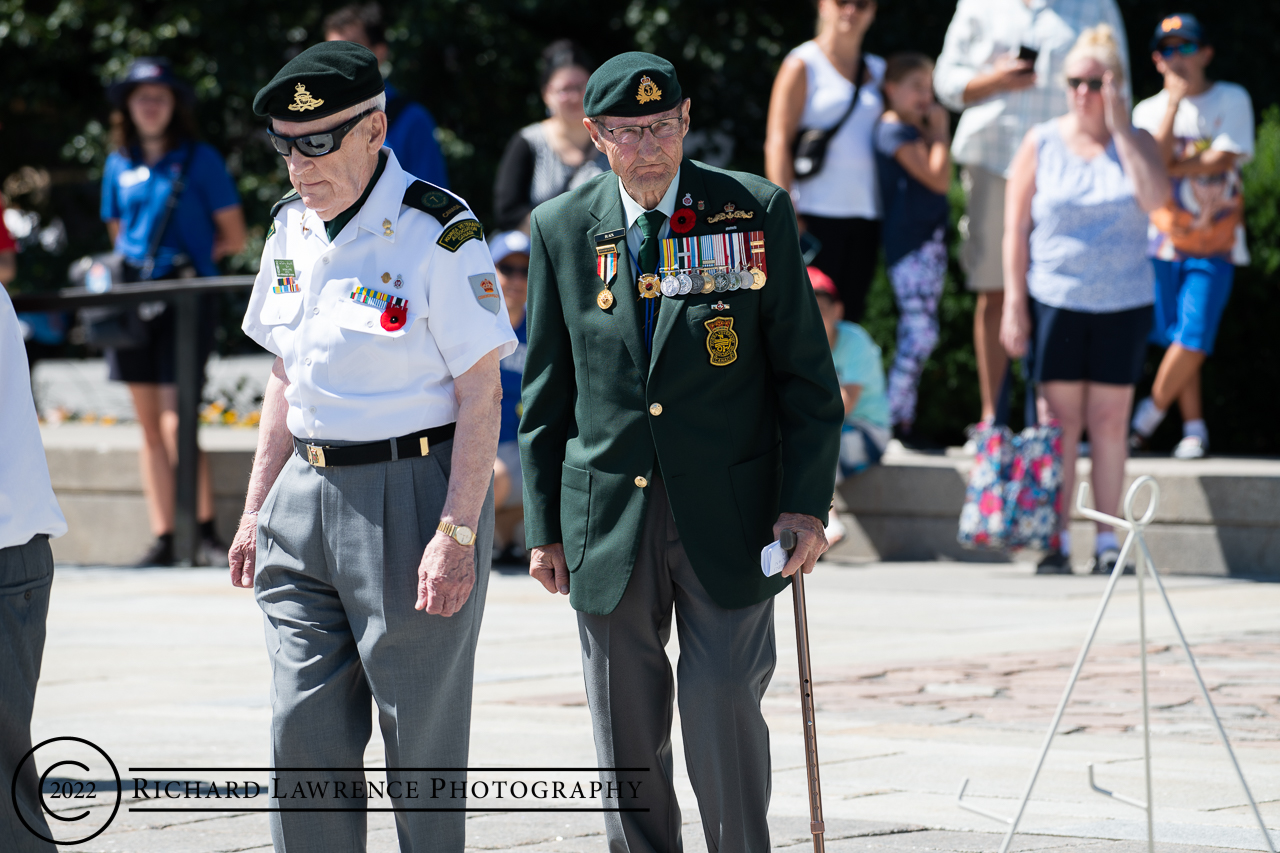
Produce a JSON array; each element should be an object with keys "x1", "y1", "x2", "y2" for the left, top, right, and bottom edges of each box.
[{"x1": 1173, "y1": 435, "x2": 1207, "y2": 459}]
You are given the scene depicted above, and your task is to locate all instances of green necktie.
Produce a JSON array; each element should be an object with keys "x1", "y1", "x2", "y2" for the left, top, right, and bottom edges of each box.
[{"x1": 637, "y1": 210, "x2": 666, "y2": 274}]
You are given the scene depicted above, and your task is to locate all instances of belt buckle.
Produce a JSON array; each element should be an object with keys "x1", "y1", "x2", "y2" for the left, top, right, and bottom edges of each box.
[
  {"x1": 419, "y1": 437, "x2": 430, "y2": 457},
  {"x1": 306, "y1": 444, "x2": 326, "y2": 467}
]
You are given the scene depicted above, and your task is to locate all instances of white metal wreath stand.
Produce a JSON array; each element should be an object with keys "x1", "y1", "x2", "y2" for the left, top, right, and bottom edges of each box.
[{"x1": 956, "y1": 476, "x2": 1276, "y2": 853}]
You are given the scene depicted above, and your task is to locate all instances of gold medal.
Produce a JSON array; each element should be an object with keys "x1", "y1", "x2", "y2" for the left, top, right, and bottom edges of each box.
[
  {"x1": 750, "y1": 267, "x2": 767, "y2": 290},
  {"x1": 638, "y1": 273, "x2": 661, "y2": 299},
  {"x1": 700, "y1": 271, "x2": 716, "y2": 294},
  {"x1": 597, "y1": 288, "x2": 615, "y2": 310}
]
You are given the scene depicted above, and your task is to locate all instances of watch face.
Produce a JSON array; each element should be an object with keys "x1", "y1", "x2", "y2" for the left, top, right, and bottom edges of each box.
[{"x1": 456, "y1": 526, "x2": 475, "y2": 546}]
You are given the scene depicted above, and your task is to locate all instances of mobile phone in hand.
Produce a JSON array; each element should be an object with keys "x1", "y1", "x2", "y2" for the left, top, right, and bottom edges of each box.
[{"x1": 1017, "y1": 45, "x2": 1039, "y2": 66}]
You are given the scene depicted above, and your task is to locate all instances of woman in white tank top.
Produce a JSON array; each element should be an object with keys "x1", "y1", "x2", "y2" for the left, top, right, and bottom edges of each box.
[{"x1": 766, "y1": 0, "x2": 884, "y2": 321}]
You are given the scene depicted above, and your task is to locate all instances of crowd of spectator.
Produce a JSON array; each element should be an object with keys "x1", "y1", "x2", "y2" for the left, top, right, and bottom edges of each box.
[{"x1": 0, "y1": 2, "x2": 1256, "y2": 572}]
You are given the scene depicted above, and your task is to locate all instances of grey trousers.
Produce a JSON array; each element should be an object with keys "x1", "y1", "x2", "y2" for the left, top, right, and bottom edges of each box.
[
  {"x1": 578, "y1": 478, "x2": 776, "y2": 853},
  {"x1": 255, "y1": 439, "x2": 493, "y2": 853},
  {"x1": 0, "y1": 535, "x2": 56, "y2": 853}
]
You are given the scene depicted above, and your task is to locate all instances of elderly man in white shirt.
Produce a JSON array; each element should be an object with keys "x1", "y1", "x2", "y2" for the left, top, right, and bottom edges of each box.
[
  {"x1": 227, "y1": 42, "x2": 515, "y2": 853},
  {"x1": 0, "y1": 287, "x2": 67, "y2": 853},
  {"x1": 935, "y1": 0, "x2": 1129, "y2": 436}
]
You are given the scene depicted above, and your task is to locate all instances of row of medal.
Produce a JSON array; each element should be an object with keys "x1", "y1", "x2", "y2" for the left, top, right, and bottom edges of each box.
[{"x1": 641, "y1": 231, "x2": 768, "y2": 299}]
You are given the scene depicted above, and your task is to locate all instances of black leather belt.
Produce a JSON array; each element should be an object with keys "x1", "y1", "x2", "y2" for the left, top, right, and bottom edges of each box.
[{"x1": 294, "y1": 423, "x2": 456, "y2": 468}]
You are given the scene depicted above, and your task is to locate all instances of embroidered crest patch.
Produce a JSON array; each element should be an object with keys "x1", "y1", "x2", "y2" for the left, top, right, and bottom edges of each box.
[
  {"x1": 272, "y1": 259, "x2": 299, "y2": 293},
  {"x1": 438, "y1": 219, "x2": 484, "y2": 252},
  {"x1": 703, "y1": 317, "x2": 738, "y2": 366},
  {"x1": 468, "y1": 272, "x2": 502, "y2": 314}
]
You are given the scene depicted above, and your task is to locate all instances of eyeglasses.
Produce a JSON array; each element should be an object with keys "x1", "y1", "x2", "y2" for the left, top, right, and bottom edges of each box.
[
  {"x1": 267, "y1": 108, "x2": 375, "y2": 157},
  {"x1": 594, "y1": 116, "x2": 684, "y2": 146},
  {"x1": 835, "y1": 0, "x2": 874, "y2": 9},
  {"x1": 1158, "y1": 42, "x2": 1200, "y2": 57},
  {"x1": 497, "y1": 262, "x2": 528, "y2": 278},
  {"x1": 1067, "y1": 77, "x2": 1104, "y2": 92}
]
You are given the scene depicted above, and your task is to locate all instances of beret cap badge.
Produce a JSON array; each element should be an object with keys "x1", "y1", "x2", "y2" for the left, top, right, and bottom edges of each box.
[
  {"x1": 289, "y1": 83, "x2": 325, "y2": 112},
  {"x1": 636, "y1": 75, "x2": 662, "y2": 105}
]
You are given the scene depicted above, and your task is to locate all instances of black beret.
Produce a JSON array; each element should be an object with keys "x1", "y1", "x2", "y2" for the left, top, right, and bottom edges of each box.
[
  {"x1": 583, "y1": 52, "x2": 683, "y2": 119},
  {"x1": 253, "y1": 41, "x2": 384, "y2": 120}
]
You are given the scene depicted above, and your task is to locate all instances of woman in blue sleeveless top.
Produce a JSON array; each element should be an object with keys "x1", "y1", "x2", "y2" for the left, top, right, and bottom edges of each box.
[{"x1": 1001, "y1": 26, "x2": 1169, "y2": 576}]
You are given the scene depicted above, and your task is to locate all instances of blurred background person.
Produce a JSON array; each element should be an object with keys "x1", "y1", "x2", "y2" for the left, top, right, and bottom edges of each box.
[
  {"x1": 765, "y1": 0, "x2": 884, "y2": 322},
  {"x1": 935, "y1": 0, "x2": 1129, "y2": 447},
  {"x1": 490, "y1": 229, "x2": 530, "y2": 564},
  {"x1": 1129, "y1": 14, "x2": 1254, "y2": 460},
  {"x1": 0, "y1": 195, "x2": 14, "y2": 289},
  {"x1": 874, "y1": 52, "x2": 951, "y2": 442},
  {"x1": 813, "y1": 266, "x2": 889, "y2": 547},
  {"x1": 492, "y1": 39, "x2": 607, "y2": 234},
  {"x1": 101, "y1": 57, "x2": 245, "y2": 567},
  {"x1": 325, "y1": 1, "x2": 450, "y2": 187},
  {"x1": 1000, "y1": 27, "x2": 1168, "y2": 575}
]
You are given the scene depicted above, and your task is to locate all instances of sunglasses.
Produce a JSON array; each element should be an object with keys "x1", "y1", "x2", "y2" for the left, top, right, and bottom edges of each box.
[
  {"x1": 267, "y1": 108, "x2": 375, "y2": 157},
  {"x1": 1067, "y1": 77, "x2": 1104, "y2": 92},
  {"x1": 1158, "y1": 42, "x2": 1200, "y2": 57},
  {"x1": 497, "y1": 262, "x2": 528, "y2": 278}
]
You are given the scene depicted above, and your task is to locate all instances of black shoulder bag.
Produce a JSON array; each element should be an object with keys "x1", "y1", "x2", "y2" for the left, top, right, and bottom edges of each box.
[
  {"x1": 791, "y1": 56, "x2": 869, "y2": 180},
  {"x1": 76, "y1": 143, "x2": 197, "y2": 350}
]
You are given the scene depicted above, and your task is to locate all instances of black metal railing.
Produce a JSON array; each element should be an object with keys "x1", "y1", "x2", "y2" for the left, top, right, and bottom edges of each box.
[{"x1": 13, "y1": 275, "x2": 257, "y2": 567}]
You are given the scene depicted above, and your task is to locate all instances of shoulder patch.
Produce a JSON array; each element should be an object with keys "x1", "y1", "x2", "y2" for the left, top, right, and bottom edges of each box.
[
  {"x1": 403, "y1": 180, "x2": 469, "y2": 226},
  {"x1": 437, "y1": 219, "x2": 484, "y2": 253},
  {"x1": 270, "y1": 189, "x2": 300, "y2": 220}
]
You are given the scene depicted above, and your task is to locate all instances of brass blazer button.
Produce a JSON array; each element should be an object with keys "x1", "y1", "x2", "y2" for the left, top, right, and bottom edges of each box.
[
  {"x1": 634, "y1": 476, "x2": 649, "y2": 488},
  {"x1": 649, "y1": 403, "x2": 663, "y2": 416}
]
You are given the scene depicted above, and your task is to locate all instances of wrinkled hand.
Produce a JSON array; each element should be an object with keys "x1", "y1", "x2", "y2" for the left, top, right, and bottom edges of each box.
[
  {"x1": 530, "y1": 544, "x2": 569, "y2": 596},
  {"x1": 1000, "y1": 297, "x2": 1032, "y2": 359},
  {"x1": 229, "y1": 513, "x2": 258, "y2": 588},
  {"x1": 416, "y1": 533, "x2": 476, "y2": 617},
  {"x1": 992, "y1": 55, "x2": 1036, "y2": 93},
  {"x1": 1101, "y1": 71, "x2": 1130, "y2": 138},
  {"x1": 773, "y1": 513, "x2": 828, "y2": 577}
]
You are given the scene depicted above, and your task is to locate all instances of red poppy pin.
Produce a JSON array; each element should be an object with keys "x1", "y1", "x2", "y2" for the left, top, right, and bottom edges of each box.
[
  {"x1": 380, "y1": 297, "x2": 408, "y2": 331},
  {"x1": 670, "y1": 208, "x2": 696, "y2": 234}
]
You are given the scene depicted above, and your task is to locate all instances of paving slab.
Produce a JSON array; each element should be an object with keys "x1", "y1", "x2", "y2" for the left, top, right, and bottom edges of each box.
[{"x1": 21, "y1": 562, "x2": 1280, "y2": 851}]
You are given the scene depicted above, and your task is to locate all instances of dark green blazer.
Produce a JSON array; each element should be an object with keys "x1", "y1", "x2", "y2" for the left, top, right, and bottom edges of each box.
[{"x1": 519, "y1": 158, "x2": 842, "y2": 615}]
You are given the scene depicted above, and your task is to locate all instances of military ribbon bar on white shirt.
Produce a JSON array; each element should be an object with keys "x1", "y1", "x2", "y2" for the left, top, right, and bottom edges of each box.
[{"x1": 351, "y1": 285, "x2": 393, "y2": 311}]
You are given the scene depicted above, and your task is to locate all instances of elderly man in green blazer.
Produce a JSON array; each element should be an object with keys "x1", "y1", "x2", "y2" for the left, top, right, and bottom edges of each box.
[{"x1": 519, "y1": 51, "x2": 842, "y2": 852}]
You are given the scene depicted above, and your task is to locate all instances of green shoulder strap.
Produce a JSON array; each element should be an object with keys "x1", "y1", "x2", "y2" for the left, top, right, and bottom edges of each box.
[
  {"x1": 403, "y1": 180, "x2": 469, "y2": 226},
  {"x1": 270, "y1": 189, "x2": 300, "y2": 219}
]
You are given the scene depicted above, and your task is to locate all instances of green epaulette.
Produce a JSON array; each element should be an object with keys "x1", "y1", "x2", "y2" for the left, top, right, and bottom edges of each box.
[
  {"x1": 402, "y1": 181, "x2": 469, "y2": 226},
  {"x1": 270, "y1": 189, "x2": 301, "y2": 219}
]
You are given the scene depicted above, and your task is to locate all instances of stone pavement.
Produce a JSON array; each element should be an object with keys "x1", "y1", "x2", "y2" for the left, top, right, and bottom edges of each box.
[{"x1": 26, "y1": 561, "x2": 1280, "y2": 851}]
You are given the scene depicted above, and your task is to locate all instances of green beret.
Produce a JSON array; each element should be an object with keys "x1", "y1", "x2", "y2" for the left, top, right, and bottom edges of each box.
[
  {"x1": 583, "y1": 51, "x2": 683, "y2": 119},
  {"x1": 253, "y1": 41, "x2": 384, "y2": 121}
]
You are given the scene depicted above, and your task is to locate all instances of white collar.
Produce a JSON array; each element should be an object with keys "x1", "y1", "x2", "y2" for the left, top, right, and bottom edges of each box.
[
  {"x1": 618, "y1": 167, "x2": 681, "y2": 229},
  {"x1": 311, "y1": 147, "x2": 405, "y2": 246}
]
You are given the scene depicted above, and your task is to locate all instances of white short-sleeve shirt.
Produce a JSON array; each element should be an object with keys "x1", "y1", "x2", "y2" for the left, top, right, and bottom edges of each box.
[{"x1": 242, "y1": 149, "x2": 518, "y2": 442}]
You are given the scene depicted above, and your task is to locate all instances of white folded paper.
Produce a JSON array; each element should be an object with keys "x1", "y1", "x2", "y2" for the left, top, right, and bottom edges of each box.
[{"x1": 760, "y1": 539, "x2": 788, "y2": 577}]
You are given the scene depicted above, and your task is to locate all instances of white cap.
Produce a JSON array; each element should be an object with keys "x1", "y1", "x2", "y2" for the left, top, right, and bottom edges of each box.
[{"x1": 488, "y1": 230, "x2": 531, "y2": 266}]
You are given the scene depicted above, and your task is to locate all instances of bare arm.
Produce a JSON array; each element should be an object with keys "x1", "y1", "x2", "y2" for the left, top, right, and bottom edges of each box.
[
  {"x1": 0, "y1": 251, "x2": 14, "y2": 287},
  {"x1": 229, "y1": 357, "x2": 293, "y2": 587},
  {"x1": 106, "y1": 219, "x2": 120, "y2": 244},
  {"x1": 1000, "y1": 132, "x2": 1038, "y2": 359},
  {"x1": 764, "y1": 55, "x2": 808, "y2": 194},
  {"x1": 1103, "y1": 73, "x2": 1170, "y2": 212},
  {"x1": 1169, "y1": 149, "x2": 1238, "y2": 178},
  {"x1": 961, "y1": 56, "x2": 1035, "y2": 105},
  {"x1": 211, "y1": 205, "x2": 247, "y2": 260},
  {"x1": 415, "y1": 347, "x2": 504, "y2": 616},
  {"x1": 840, "y1": 383, "x2": 862, "y2": 416},
  {"x1": 891, "y1": 106, "x2": 953, "y2": 195}
]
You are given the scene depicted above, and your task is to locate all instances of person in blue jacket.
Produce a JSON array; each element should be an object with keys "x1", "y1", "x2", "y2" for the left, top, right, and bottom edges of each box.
[
  {"x1": 101, "y1": 57, "x2": 245, "y2": 567},
  {"x1": 324, "y1": 2, "x2": 450, "y2": 188}
]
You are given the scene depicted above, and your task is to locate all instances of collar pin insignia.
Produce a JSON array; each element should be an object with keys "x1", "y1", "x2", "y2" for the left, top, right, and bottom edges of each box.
[
  {"x1": 383, "y1": 218, "x2": 394, "y2": 237},
  {"x1": 288, "y1": 83, "x2": 325, "y2": 112}
]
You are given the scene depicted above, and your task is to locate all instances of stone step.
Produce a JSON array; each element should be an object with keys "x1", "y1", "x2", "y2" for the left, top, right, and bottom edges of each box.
[{"x1": 830, "y1": 447, "x2": 1280, "y2": 574}]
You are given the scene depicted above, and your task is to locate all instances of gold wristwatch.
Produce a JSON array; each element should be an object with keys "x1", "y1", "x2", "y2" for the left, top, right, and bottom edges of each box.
[{"x1": 437, "y1": 520, "x2": 475, "y2": 547}]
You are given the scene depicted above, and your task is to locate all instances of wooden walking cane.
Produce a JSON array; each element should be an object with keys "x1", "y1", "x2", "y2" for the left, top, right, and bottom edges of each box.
[{"x1": 780, "y1": 529, "x2": 825, "y2": 852}]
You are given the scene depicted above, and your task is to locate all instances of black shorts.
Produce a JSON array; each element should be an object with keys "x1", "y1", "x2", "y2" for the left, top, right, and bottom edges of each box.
[
  {"x1": 798, "y1": 215, "x2": 880, "y2": 323},
  {"x1": 106, "y1": 299, "x2": 216, "y2": 385},
  {"x1": 1031, "y1": 300, "x2": 1152, "y2": 386}
]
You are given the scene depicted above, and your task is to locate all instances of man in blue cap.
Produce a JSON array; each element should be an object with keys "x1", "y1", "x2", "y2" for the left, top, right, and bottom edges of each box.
[{"x1": 520, "y1": 51, "x2": 842, "y2": 852}]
